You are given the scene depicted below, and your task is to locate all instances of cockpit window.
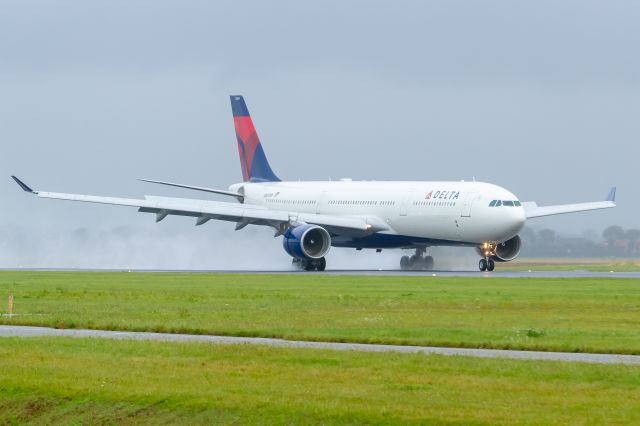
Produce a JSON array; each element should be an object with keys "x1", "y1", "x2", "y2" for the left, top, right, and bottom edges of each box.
[{"x1": 490, "y1": 199, "x2": 521, "y2": 207}]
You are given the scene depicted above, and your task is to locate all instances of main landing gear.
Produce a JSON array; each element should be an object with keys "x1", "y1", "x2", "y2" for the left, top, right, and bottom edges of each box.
[
  {"x1": 479, "y1": 258, "x2": 495, "y2": 272},
  {"x1": 400, "y1": 247, "x2": 434, "y2": 271},
  {"x1": 292, "y1": 257, "x2": 326, "y2": 271}
]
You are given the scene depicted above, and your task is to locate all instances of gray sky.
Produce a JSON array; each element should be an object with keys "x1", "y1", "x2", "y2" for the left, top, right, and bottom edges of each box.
[{"x1": 0, "y1": 1, "x2": 638, "y2": 267}]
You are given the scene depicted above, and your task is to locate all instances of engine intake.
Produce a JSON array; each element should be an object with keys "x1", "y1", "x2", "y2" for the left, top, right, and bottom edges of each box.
[
  {"x1": 492, "y1": 235, "x2": 521, "y2": 262},
  {"x1": 282, "y1": 224, "x2": 331, "y2": 260}
]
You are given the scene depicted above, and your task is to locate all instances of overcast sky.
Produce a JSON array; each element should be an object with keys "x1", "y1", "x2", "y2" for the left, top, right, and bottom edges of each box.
[{"x1": 0, "y1": 1, "x2": 638, "y2": 267}]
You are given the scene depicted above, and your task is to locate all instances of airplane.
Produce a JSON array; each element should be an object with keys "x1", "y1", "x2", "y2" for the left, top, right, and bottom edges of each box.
[{"x1": 12, "y1": 95, "x2": 616, "y2": 272}]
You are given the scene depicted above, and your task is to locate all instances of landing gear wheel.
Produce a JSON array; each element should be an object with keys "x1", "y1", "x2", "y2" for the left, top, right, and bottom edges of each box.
[
  {"x1": 297, "y1": 257, "x2": 326, "y2": 272},
  {"x1": 400, "y1": 256, "x2": 410, "y2": 271},
  {"x1": 487, "y1": 259, "x2": 495, "y2": 272},
  {"x1": 292, "y1": 258, "x2": 303, "y2": 270},
  {"x1": 479, "y1": 258, "x2": 488, "y2": 272},
  {"x1": 409, "y1": 254, "x2": 424, "y2": 271},
  {"x1": 402, "y1": 249, "x2": 434, "y2": 271},
  {"x1": 424, "y1": 256, "x2": 434, "y2": 270}
]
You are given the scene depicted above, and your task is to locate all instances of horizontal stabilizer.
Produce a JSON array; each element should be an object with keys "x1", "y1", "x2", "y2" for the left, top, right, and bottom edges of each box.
[{"x1": 139, "y1": 179, "x2": 244, "y2": 201}]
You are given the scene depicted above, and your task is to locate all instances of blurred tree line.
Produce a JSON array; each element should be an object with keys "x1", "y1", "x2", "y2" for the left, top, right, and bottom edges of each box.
[{"x1": 520, "y1": 225, "x2": 640, "y2": 257}]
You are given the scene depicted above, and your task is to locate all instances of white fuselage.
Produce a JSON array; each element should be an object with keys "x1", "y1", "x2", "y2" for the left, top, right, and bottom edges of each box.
[{"x1": 230, "y1": 180, "x2": 526, "y2": 248}]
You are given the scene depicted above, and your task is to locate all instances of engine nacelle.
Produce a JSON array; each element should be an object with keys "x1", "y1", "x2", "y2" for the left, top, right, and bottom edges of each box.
[
  {"x1": 476, "y1": 235, "x2": 522, "y2": 262},
  {"x1": 492, "y1": 235, "x2": 522, "y2": 262},
  {"x1": 282, "y1": 224, "x2": 331, "y2": 260}
]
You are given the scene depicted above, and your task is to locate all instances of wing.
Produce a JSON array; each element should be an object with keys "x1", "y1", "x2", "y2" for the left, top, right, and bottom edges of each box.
[
  {"x1": 524, "y1": 187, "x2": 616, "y2": 219},
  {"x1": 11, "y1": 176, "x2": 387, "y2": 236}
]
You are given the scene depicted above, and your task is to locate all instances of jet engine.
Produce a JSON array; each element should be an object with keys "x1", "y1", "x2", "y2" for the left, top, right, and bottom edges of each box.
[
  {"x1": 492, "y1": 235, "x2": 522, "y2": 262},
  {"x1": 282, "y1": 224, "x2": 331, "y2": 260}
]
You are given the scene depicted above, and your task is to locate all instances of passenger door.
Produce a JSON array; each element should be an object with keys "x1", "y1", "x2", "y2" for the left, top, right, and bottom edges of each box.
[
  {"x1": 400, "y1": 189, "x2": 413, "y2": 216},
  {"x1": 316, "y1": 190, "x2": 328, "y2": 214},
  {"x1": 461, "y1": 192, "x2": 479, "y2": 217}
]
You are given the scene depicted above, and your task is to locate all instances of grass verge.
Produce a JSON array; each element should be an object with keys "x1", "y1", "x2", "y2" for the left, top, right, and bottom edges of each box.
[
  {"x1": 1, "y1": 337, "x2": 639, "y2": 424},
  {"x1": 504, "y1": 258, "x2": 640, "y2": 272},
  {"x1": 1, "y1": 271, "x2": 640, "y2": 354}
]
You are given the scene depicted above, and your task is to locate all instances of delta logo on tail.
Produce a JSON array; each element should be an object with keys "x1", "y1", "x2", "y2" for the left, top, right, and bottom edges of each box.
[{"x1": 231, "y1": 96, "x2": 280, "y2": 183}]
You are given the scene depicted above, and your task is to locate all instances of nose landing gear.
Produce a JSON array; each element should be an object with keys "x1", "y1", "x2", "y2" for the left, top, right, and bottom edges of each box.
[
  {"x1": 478, "y1": 241, "x2": 497, "y2": 272},
  {"x1": 400, "y1": 247, "x2": 434, "y2": 271},
  {"x1": 479, "y1": 258, "x2": 495, "y2": 272}
]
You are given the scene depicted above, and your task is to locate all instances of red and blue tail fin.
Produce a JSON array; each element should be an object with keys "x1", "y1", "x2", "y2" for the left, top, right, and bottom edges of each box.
[{"x1": 230, "y1": 95, "x2": 280, "y2": 182}]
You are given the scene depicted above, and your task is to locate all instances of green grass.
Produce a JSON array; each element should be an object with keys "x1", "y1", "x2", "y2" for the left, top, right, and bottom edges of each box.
[
  {"x1": 1, "y1": 337, "x2": 639, "y2": 425},
  {"x1": 504, "y1": 258, "x2": 640, "y2": 272},
  {"x1": 2, "y1": 272, "x2": 640, "y2": 354}
]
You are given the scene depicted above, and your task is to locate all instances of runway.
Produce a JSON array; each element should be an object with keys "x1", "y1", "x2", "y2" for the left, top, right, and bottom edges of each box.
[
  {"x1": 220, "y1": 270, "x2": 640, "y2": 279},
  {"x1": 3, "y1": 268, "x2": 640, "y2": 278},
  {"x1": 2, "y1": 325, "x2": 639, "y2": 365}
]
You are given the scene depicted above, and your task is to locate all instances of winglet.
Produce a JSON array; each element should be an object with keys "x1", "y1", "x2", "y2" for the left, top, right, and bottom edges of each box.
[
  {"x1": 606, "y1": 186, "x2": 617, "y2": 203},
  {"x1": 11, "y1": 176, "x2": 36, "y2": 193}
]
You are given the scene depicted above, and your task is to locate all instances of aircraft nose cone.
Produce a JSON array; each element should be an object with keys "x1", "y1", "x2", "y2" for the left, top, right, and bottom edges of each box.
[
  {"x1": 496, "y1": 206, "x2": 526, "y2": 241},
  {"x1": 506, "y1": 207, "x2": 526, "y2": 236}
]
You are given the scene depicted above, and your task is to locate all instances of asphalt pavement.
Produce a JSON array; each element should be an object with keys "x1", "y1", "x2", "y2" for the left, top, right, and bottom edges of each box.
[
  {"x1": 3, "y1": 268, "x2": 640, "y2": 278},
  {"x1": 2, "y1": 325, "x2": 639, "y2": 365}
]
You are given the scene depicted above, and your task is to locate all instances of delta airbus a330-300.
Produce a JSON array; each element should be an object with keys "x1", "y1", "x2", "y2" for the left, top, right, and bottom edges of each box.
[{"x1": 13, "y1": 96, "x2": 617, "y2": 272}]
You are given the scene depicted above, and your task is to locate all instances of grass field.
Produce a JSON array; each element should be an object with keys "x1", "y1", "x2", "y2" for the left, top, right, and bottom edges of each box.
[
  {"x1": 1, "y1": 337, "x2": 639, "y2": 424},
  {"x1": 1, "y1": 271, "x2": 640, "y2": 354},
  {"x1": 504, "y1": 258, "x2": 640, "y2": 272}
]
